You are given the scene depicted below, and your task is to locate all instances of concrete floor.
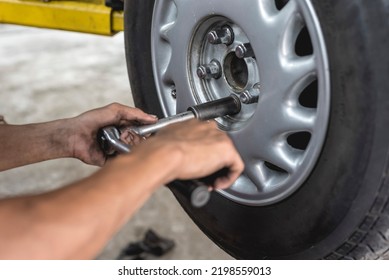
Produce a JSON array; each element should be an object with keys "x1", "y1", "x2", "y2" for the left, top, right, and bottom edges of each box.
[{"x1": 0, "y1": 24, "x2": 231, "y2": 260}]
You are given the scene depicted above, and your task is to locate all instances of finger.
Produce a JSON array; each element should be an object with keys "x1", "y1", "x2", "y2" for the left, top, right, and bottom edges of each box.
[
  {"x1": 213, "y1": 163, "x2": 243, "y2": 190},
  {"x1": 120, "y1": 130, "x2": 134, "y2": 145},
  {"x1": 213, "y1": 147, "x2": 244, "y2": 190},
  {"x1": 131, "y1": 133, "x2": 144, "y2": 146},
  {"x1": 115, "y1": 105, "x2": 158, "y2": 125},
  {"x1": 120, "y1": 130, "x2": 145, "y2": 146}
]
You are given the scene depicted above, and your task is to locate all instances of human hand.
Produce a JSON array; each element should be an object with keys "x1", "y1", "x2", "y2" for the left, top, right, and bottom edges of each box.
[
  {"x1": 133, "y1": 120, "x2": 244, "y2": 189},
  {"x1": 68, "y1": 103, "x2": 157, "y2": 166}
]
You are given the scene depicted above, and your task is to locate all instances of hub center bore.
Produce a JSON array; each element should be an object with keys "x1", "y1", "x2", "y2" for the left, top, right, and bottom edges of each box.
[{"x1": 223, "y1": 52, "x2": 249, "y2": 91}]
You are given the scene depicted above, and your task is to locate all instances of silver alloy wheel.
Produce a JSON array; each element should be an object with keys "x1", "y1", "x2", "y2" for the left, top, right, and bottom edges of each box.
[{"x1": 151, "y1": 0, "x2": 330, "y2": 206}]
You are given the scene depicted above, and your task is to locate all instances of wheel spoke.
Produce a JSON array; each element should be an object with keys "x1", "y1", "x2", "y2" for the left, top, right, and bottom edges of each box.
[
  {"x1": 153, "y1": 0, "x2": 178, "y2": 89},
  {"x1": 263, "y1": 142, "x2": 303, "y2": 174},
  {"x1": 257, "y1": 0, "x2": 279, "y2": 19},
  {"x1": 276, "y1": 1, "x2": 304, "y2": 57},
  {"x1": 162, "y1": 57, "x2": 173, "y2": 83},
  {"x1": 281, "y1": 55, "x2": 316, "y2": 91},
  {"x1": 159, "y1": 22, "x2": 175, "y2": 42},
  {"x1": 288, "y1": 55, "x2": 316, "y2": 79},
  {"x1": 280, "y1": 106, "x2": 316, "y2": 133},
  {"x1": 277, "y1": 0, "x2": 300, "y2": 29},
  {"x1": 245, "y1": 163, "x2": 268, "y2": 191},
  {"x1": 233, "y1": 126, "x2": 303, "y2": 175}
]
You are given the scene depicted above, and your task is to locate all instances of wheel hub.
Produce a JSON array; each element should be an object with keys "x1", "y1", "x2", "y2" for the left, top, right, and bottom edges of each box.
[
  {"x1": 188, "y1": 17, "x2": 261, "y2": 129},
  {"x1": 151, "y1": 0, "x2": 330, "y2": 206}
]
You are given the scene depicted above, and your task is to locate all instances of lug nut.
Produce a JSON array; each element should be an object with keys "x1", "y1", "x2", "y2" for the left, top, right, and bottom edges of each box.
[
  {"x1": 197, "y1": 60, "x2": 222, "y2": 80},
  {"x1": 239, "y1": 86, "x2": 260, "y2": 104},
  {"x1": 235, "y1": 43, "x2": 255, "y2": 59},
  {"x1": 207, "y1": 26, "x2": 234, "y2": 45}
]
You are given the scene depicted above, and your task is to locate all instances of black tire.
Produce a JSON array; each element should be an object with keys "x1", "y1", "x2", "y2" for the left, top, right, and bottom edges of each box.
[{"x1": 124, "y1": 0, "x2": 389, "y2": 259}]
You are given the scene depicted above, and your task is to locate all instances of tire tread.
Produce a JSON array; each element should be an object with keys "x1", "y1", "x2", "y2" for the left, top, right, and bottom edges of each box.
[{"x1": 325, "y1": 166, "x2": 389, "y2": 260}]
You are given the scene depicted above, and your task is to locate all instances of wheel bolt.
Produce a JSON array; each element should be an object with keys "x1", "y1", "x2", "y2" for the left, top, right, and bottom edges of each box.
[
  {"x1": 239, "y1": 85, "x2": 260, "y2": 104},
  {"x1": 197, "y1": 60, "x2": 222, "y2": 80},
  {"x1": 235, "y1": 43, "x2": 255, "y2": 59},
  {"x1": 207, "y1": 26, "x2": 234, "y2": 45}
]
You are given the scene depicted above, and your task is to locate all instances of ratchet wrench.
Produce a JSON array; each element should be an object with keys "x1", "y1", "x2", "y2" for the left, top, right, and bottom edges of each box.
[{"x1": 97, "y1": 95, "x2": 241, "y2": 208}]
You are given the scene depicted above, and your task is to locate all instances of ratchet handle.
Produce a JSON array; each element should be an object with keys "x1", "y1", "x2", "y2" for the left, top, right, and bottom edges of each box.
[
  {"x1": 97, "y1": 126, "x2": 131, "y2": 155},
  {"x1": 170, "y1": 180, "x2": 210, "y2": 208},
  {"x1": 169, "y1": 168, "x2": 230, "y2": 208}
]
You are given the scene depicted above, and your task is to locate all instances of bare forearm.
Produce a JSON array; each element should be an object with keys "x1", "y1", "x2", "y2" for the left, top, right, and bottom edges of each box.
[
  {"x1": 0, "y1": 146, "x2": 180, "y2": 259},
  {"x1": 0, "y1": 120, "x2": 73, "y2": 171}
]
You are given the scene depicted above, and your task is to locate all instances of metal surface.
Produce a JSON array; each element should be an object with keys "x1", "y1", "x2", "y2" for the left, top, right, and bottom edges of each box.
[
  {"x1": 0, "y1": 0, "x2": 123, "y2": 35},
  {"x1": 102, "y1": 96, "x2": 241, "y2": 146},
  {"x1": 235, "y1": 43, "x2": 255, "y2": 59},
  {"x1": 98, "y1": 126, "x2": 130, "y2": 154},
  {"x1": 196, "y1": 60, "x2": 222, "y2": 80},
  {"x1": 188, "y1": 95, "x2": 241, "y2": 120},
  {"x1": 131, "y1": 96, "x2": 241, "y2": 136},
  {"x1": 207, "y1": 26, "x2": 234, "y2": 45},
  {"x1": 130, "y1": 111, "x2": 195, "y2": 136},
  {"x1": 151, "y1": 0, "x2": 330, "y2": 206},
  {"x1": 239, "y1": 85, "x2": 260, "y2": 104}
]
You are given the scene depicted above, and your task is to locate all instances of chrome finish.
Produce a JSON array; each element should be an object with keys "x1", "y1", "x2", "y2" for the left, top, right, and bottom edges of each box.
[
  {"x1": 235, "y1": 43, "x2": 255, "y2": 59},
  {"x1": 151, "y1": 0, "x2": 330, "y2": 206},
  {"x1": 239, "y1": 86, "x2": 260, "y2": 104},
  {"x1": 207, "y1": 25, "x2": 234, "y2": 45},
  {"x1": 130, "y1": 111, "x2": 195, "y2": 136},
  {"x1": 100, "y1": 126, "x2": 131, "y2": 154},
  {"x1": 196, "y1": 60, "x2": 222, "y2": 79}
]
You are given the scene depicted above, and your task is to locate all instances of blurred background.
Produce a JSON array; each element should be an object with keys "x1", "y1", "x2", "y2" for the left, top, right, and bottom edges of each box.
[{"x1": 0, "y1": 24, "x2": 231, "y2": 260}]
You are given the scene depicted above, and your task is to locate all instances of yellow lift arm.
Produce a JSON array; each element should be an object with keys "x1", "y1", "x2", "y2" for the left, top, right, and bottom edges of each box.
[{"x1": 0, "y1": 0, "x2": 123, "y2": 35}]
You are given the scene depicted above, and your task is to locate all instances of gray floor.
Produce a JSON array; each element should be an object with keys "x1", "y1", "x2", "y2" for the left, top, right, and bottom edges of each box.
[{"x1": 0, "y1": 24, "x2": 231, "y2": 260}]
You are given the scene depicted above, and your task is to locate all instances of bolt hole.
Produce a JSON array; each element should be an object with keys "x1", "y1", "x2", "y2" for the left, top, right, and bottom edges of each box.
[
  {"x1": 264, "y1": 162, "x2": 288, "y2": 174},
  {"x1": 274, "y1": 0, "x2": 290, "y2": 10},
  {"x1": 295, "y1": 26, "x2": 313, "y2": 56},
  {"x1": 287, "y1": 132, "x2": 312, "y2": 150},
  {"x1": 299, "y1": 80, "x2": 318, "y2": 108},
  {"x1": 224, "y1": 52, "x2": 249, "y2": 91}
]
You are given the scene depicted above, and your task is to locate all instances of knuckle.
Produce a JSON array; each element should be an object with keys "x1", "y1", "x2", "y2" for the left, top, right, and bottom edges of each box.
[
  {"x1": 132, "y1": 107, "x2": 143, "y2": 115},
  {"x1": 238, "y1": 157, "x2": 245, "y2": 169},
  {"x1": 111, "y1": 102, "x2": 120, "y2": 108},
  {"x1": 208, "y1": 120, "x2": 218, "y2": 128},
  {"x1": 107, "y1": 102, "x2": 121, "y2": 111}
]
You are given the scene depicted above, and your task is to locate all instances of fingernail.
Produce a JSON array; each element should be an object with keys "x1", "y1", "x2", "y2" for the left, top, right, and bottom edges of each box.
[{"x1": 149, "y1": 114, "x2": 158, "y2": 119}]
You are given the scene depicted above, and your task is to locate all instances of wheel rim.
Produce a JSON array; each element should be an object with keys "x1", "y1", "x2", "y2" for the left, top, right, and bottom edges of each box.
[{"x1": 151, "y1": 0, "x2": 330, "y2": 206}]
